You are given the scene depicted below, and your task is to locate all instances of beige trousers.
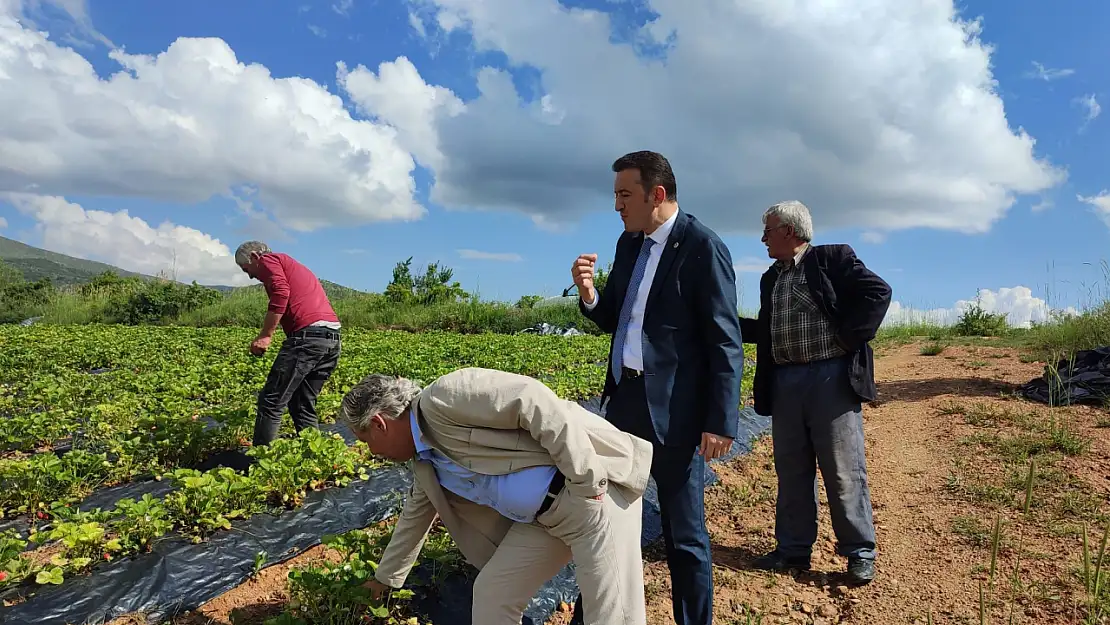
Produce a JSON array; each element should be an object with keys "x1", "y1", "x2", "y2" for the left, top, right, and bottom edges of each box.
[{"x1": 471, "y1": 485, "x2": 647, "y2": 625}]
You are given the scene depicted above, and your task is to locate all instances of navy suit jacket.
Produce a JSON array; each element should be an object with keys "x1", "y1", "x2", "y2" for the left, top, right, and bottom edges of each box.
[
  {"x1": 738, "y1": 243, "x2": 891, "y2": 416},
  {"x1": 580, "y1": 210, "x2": 745, "y2": 447}
]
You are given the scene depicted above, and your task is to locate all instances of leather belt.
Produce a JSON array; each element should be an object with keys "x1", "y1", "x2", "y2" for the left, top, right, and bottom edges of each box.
[
  {"x1": 621, "y1": 367, "x2": 643, "y2": 380},
  {"x1": 536, "y1": 471, "x2": 565, "y2": 517},
  {"x1": 291, "y1": 327, "x2": 340, "y2": 339}
]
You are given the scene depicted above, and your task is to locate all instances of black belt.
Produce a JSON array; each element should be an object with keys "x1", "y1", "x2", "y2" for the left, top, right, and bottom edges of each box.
[
  {"x1": 291, "y1": 327, "x2": 340, "y2": 339},
  {"x1": 536, "y1": 471, "x2": 565, "y2": 517},
  {"x1": 620, "y1": 367, "x2": 643, "y2": 380}
]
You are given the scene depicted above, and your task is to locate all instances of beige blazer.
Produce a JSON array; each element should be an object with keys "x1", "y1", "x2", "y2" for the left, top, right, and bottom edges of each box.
[{"x1": 373, "y1": 367, "x2": 653, "y2": 588}]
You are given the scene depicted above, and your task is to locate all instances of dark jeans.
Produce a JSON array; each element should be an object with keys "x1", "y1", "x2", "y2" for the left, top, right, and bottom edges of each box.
[
  {"x1": 572, "y1": 375, "x2": 713, "y2": 625},
  {"x1": 771, "y1": 355, "x2": 876, "y2": 561},
  {"x1": 252, "y1": 328, "x2": 341, "y2": 447}
]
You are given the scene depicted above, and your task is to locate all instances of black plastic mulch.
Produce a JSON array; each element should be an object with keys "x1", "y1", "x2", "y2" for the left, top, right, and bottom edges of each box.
[
  {"x1": 0, "y1": 399, "x2": 771, "y2": 625},
  {"x1": 1020, "y1": 346, "x2": 1110, "y2": 406}
]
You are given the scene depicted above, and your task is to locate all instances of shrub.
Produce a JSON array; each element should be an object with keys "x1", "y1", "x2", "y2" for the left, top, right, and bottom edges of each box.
[
  {"x1": 953, "y1": 300, "x2": 1009, "y2": 337},
  {"x1": 106, "y1": 279, "x2": 223, "y2": 325},
  {"x1": 0, "y1": 261, "x2": 56, "y2": 323}
]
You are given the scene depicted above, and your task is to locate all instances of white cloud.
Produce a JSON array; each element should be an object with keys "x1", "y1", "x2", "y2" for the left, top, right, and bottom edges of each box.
[
  {"x1": 3, "y1": 193, "x2": 252, "y2": 286},
  {"x1": 1078, "y1": 191, "x2": 1110, "y2": 228},
  {"x1": 1075, "y1": 94, "x2": 1101, "y2": 126},
  {"x1": 0, "y1": 12, "x2": 425, "y2": 232},
  {"x1": 860, "y1": 231, "x2": 886, "y2": 244},
  {"x1": 457, "y1": 248, "x2": 523, "y2": 262},
  {"x1": 883, "y1": 286, "x2": 1077, "y2": 329},
  {"x1": 353, "y1": 0, "x2": 1063, "y2": 236},
  {"x1": 332, "y1": 0, "x2": 353, "y2": 16},
  {"x1": 1031, "y1": 196, "x2": 1053, "y2": 212},
  {"x1": 733, "y1": 257, "x2": 769, "y2": 273},
  {"x1": 0, "y1": 216, "x2": 7, "y2": 230},
  {"x1": 9, "y1": 0, "x2": 114, "y2": 48},
  {"x1": 1025, "y1": 61, "x2": 1075, "y2": 82},
  {"x1": 307, "y1": 24, "x2": 326, "y2": 38},
  {"x1": 338, "y1": 56, "x2": 465, "y2": 172},
  {"x1": 408, "y1": 11, "x2": 427, "y2": 38}
]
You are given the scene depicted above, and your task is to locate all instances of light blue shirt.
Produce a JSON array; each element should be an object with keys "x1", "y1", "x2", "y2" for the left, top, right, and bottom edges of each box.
[{"x1": 410, "y1": 410, "x2": 558, "y2": 523}]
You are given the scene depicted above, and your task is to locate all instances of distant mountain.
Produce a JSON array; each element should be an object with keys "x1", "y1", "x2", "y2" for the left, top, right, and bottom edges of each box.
[
  {"x1": 0, "y1": 235, "x2": 152, "y2": 285},
  {"x1": 0, "y1": 235, "x2": 365, "y2": 297},
  {"x1": 230, "y1": 280, "x2": 367, "y2": 300}
]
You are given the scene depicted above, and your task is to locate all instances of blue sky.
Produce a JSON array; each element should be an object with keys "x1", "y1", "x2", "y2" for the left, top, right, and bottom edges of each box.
[{"x1": 0, "y1": 0, "x2": 1106, "y2": 325}]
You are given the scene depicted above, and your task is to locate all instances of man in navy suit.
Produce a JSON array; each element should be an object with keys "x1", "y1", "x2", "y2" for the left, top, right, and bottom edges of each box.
[
  {"x1": 570, "y1": 150, "x2": 745, "y2": 625},
  {"x1": 739, "y1": 200, "x2": 890, "y2": 586}
]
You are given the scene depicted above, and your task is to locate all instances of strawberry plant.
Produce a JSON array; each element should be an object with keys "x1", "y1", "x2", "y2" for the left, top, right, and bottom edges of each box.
[
  {"x1": 267, "y1": 526, "x2": 447, "y2": 625},
  {"x1": 248, "y1": 429, "x2": 374, "y2": 507},
  {"x1": 0, "y1": 529, "x2": 37, "y2": 588},
  {"x1": 0, "y1": 323, "x2": 713, "y2": 610},
  {"x1": 112, "y1": 494, "x2": 173, "y2": 552},
  {"x1": 164, "y1": 468, "x2": 265, "y2": 540}
]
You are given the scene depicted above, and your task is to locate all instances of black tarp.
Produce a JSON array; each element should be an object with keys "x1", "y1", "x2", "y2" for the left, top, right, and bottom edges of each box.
[
  {"x1": 1020, "y1": 346, "x2": 1110, "y2": 406},
  {"x1": 0, "y1": 464, "x2": 414, "y2": 625},
  {"x1": 0, "y1": 399, "x2": 771, "y2": 625}
]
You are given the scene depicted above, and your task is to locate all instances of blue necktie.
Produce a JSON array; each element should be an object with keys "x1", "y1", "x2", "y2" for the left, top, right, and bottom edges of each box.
[{"x1": 612, "y1": 236, "x2": 657, "y2": 383}]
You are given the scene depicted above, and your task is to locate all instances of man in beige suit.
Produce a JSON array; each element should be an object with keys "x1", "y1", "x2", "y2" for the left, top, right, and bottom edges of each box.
[{"x1": 338, "y1": 367, "x2": 653, "y2": 625}]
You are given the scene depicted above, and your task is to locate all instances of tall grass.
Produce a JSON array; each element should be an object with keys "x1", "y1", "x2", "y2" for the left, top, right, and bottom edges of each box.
[
  {"x1": 170, "y1": 289, "x2": 598, "y2": 334},
  {"x1": 1022, "y1": 302, "x2": 1110, "y2": 359},
  {"x1": 10, "y1": 274, "x2": 1110, "y2": 356}
]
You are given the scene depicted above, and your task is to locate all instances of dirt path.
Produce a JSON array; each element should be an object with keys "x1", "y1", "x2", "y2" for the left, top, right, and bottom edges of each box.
[
  {"x1": 116, "y1": 341, "x2": 1110, "y2": 625},
  {"x1": 620, "y1": 341, "x2": 1110, "y2": 625}
]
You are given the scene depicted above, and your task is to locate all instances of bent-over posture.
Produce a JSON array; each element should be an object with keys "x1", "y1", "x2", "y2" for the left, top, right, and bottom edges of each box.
[
  {"x1": 341, "y1": 367, "x2": 652, "y2": 625},
  {"x1": 234, "y1": 241, "x2": 341, "y2": 447}
]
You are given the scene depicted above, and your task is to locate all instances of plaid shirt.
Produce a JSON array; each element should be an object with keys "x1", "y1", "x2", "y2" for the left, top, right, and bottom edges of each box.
[{"x1": 770, "y1": 245, "x2": 847, "y2": 365}]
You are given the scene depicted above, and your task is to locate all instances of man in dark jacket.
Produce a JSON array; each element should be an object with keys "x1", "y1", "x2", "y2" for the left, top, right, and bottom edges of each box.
[
  {"x1": 234, "y1": 241, "x2": 342, "y2": 447},
  {"x1": 739, "y1": 200, "x2": 890, "y2": 586},
  {"x1": 571, "y1": 150, "x2": 745, "y2": 625}
]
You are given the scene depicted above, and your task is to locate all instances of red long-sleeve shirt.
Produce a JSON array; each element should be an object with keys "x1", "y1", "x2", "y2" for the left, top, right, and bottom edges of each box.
[{"x1": 255, "y1": 253, "x2": 339, "y2": 335}]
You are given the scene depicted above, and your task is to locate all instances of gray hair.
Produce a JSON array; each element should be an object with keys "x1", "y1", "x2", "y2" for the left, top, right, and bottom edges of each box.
[
  {"x1": 762, "y1": 201, "x2": 813, "y2": 242},
  {"x1": 234, "y1": 241, "x2": 271, "y2": 266},
  {"x1": 340, "y1": 374, "x2": 423, "y2": 432}
]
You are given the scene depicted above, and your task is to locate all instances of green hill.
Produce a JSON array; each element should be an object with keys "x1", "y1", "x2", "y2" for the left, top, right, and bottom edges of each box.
[
  {"x1": 0, "y1": 236, "x2": 151, "y2": 285},
  {"x1": 0, "y1": 235, "x2": 364, "y2": 297}
]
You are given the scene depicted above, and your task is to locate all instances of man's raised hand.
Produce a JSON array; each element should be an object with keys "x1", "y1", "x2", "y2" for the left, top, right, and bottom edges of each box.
[{"x1": 572, "y1": 253, "x2": 598, "y2": 304}]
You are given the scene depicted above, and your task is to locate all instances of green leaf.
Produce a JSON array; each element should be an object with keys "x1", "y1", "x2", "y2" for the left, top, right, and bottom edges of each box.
[{"x1": 35, "y1": 567, "x2": 64, "y2": 585}]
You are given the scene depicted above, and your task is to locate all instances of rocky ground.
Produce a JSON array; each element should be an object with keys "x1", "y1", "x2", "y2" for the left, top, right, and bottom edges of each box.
[{"x1": 114, "y1": 340, "x2": 1110, "y2": 625}]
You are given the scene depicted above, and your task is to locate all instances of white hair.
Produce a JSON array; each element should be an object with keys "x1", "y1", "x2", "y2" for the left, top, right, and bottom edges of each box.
[
  {"x1": 234, "y1": 241, "x2": 270, "y2": 266},
  {"x1": 340, "y1": 374, "x2": 423, "y2": 432},
  {"x1": 762, "y1": 201, "x2": 813, "y2": 242}
]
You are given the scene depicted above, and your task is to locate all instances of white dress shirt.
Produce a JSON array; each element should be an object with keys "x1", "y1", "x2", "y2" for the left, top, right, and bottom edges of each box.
[{"x1": 583, "y1": 209, "x2": 679, "y2": 372}]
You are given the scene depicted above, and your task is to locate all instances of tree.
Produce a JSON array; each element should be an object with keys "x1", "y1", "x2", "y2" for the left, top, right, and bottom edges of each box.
[
  {"x1": 384, "y1": 257, "x2": 416, "y2": 304},
  {"x1": 384, "y1": 257, "x2": 469, "y2": 305}
]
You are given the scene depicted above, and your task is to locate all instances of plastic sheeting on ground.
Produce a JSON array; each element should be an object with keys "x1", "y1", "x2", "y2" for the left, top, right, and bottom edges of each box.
[
  {"x1": 517, "y1": 322, "x2": 587, "y2": 337},
  {"x1": 0, "y1": 418, "x2": 359, "y2": 536},
  {"x1": 0, "y1": 398, "x2": 771, "y2": 625},
  {"x1": 1020, "y1": 346, "x2": 1110, "y2": 406},
  {"x1": 0, "y1": 464, "x2": 413, "y2": 625}
]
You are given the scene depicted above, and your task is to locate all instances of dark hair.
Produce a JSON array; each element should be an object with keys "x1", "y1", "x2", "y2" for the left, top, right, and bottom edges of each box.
[{"x1": 611, "y1": 150, "x2": 678, "y2": 202}]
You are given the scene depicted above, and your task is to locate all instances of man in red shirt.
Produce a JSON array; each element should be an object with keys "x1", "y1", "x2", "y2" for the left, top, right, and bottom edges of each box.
[{"x1": 234, "y1": 241, "x2": 342, "y2": 446}]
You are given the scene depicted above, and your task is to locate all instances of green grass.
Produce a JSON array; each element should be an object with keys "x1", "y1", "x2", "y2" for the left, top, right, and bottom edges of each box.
[
  {"x1": 9, "y1": 270, "x2": 1110, "y2": 375},
  {"x1": 1021, "y1": 301, "x2": 1110, "y2": 359}
]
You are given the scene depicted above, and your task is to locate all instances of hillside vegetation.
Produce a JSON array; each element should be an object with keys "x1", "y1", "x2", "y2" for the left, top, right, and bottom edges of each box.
[{"x1": 4, "y1": 249, "x2": 1110, "y2": 360}]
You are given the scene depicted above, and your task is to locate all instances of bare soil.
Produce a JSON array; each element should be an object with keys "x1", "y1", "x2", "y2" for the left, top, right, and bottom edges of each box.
[{"x1": 111, "y1": 341, "x2": 1110, "y2": 625}]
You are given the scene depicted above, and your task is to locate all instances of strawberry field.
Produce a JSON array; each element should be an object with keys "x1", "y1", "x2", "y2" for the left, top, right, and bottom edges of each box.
[{"x1": 0, "y1": 324, "x2": 632, "y2": 625}]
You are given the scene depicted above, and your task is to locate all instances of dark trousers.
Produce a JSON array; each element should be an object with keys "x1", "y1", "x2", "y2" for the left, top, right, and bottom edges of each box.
[
  {"x1": 771, "y1": 355, "x2": 876, "y2": 561},
  {"x1": 252, "y1": 328, "x2": 341, "y2": 447},
  {"x1": 572, "y1": 375, "x2": 713, "y2": 625}
]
